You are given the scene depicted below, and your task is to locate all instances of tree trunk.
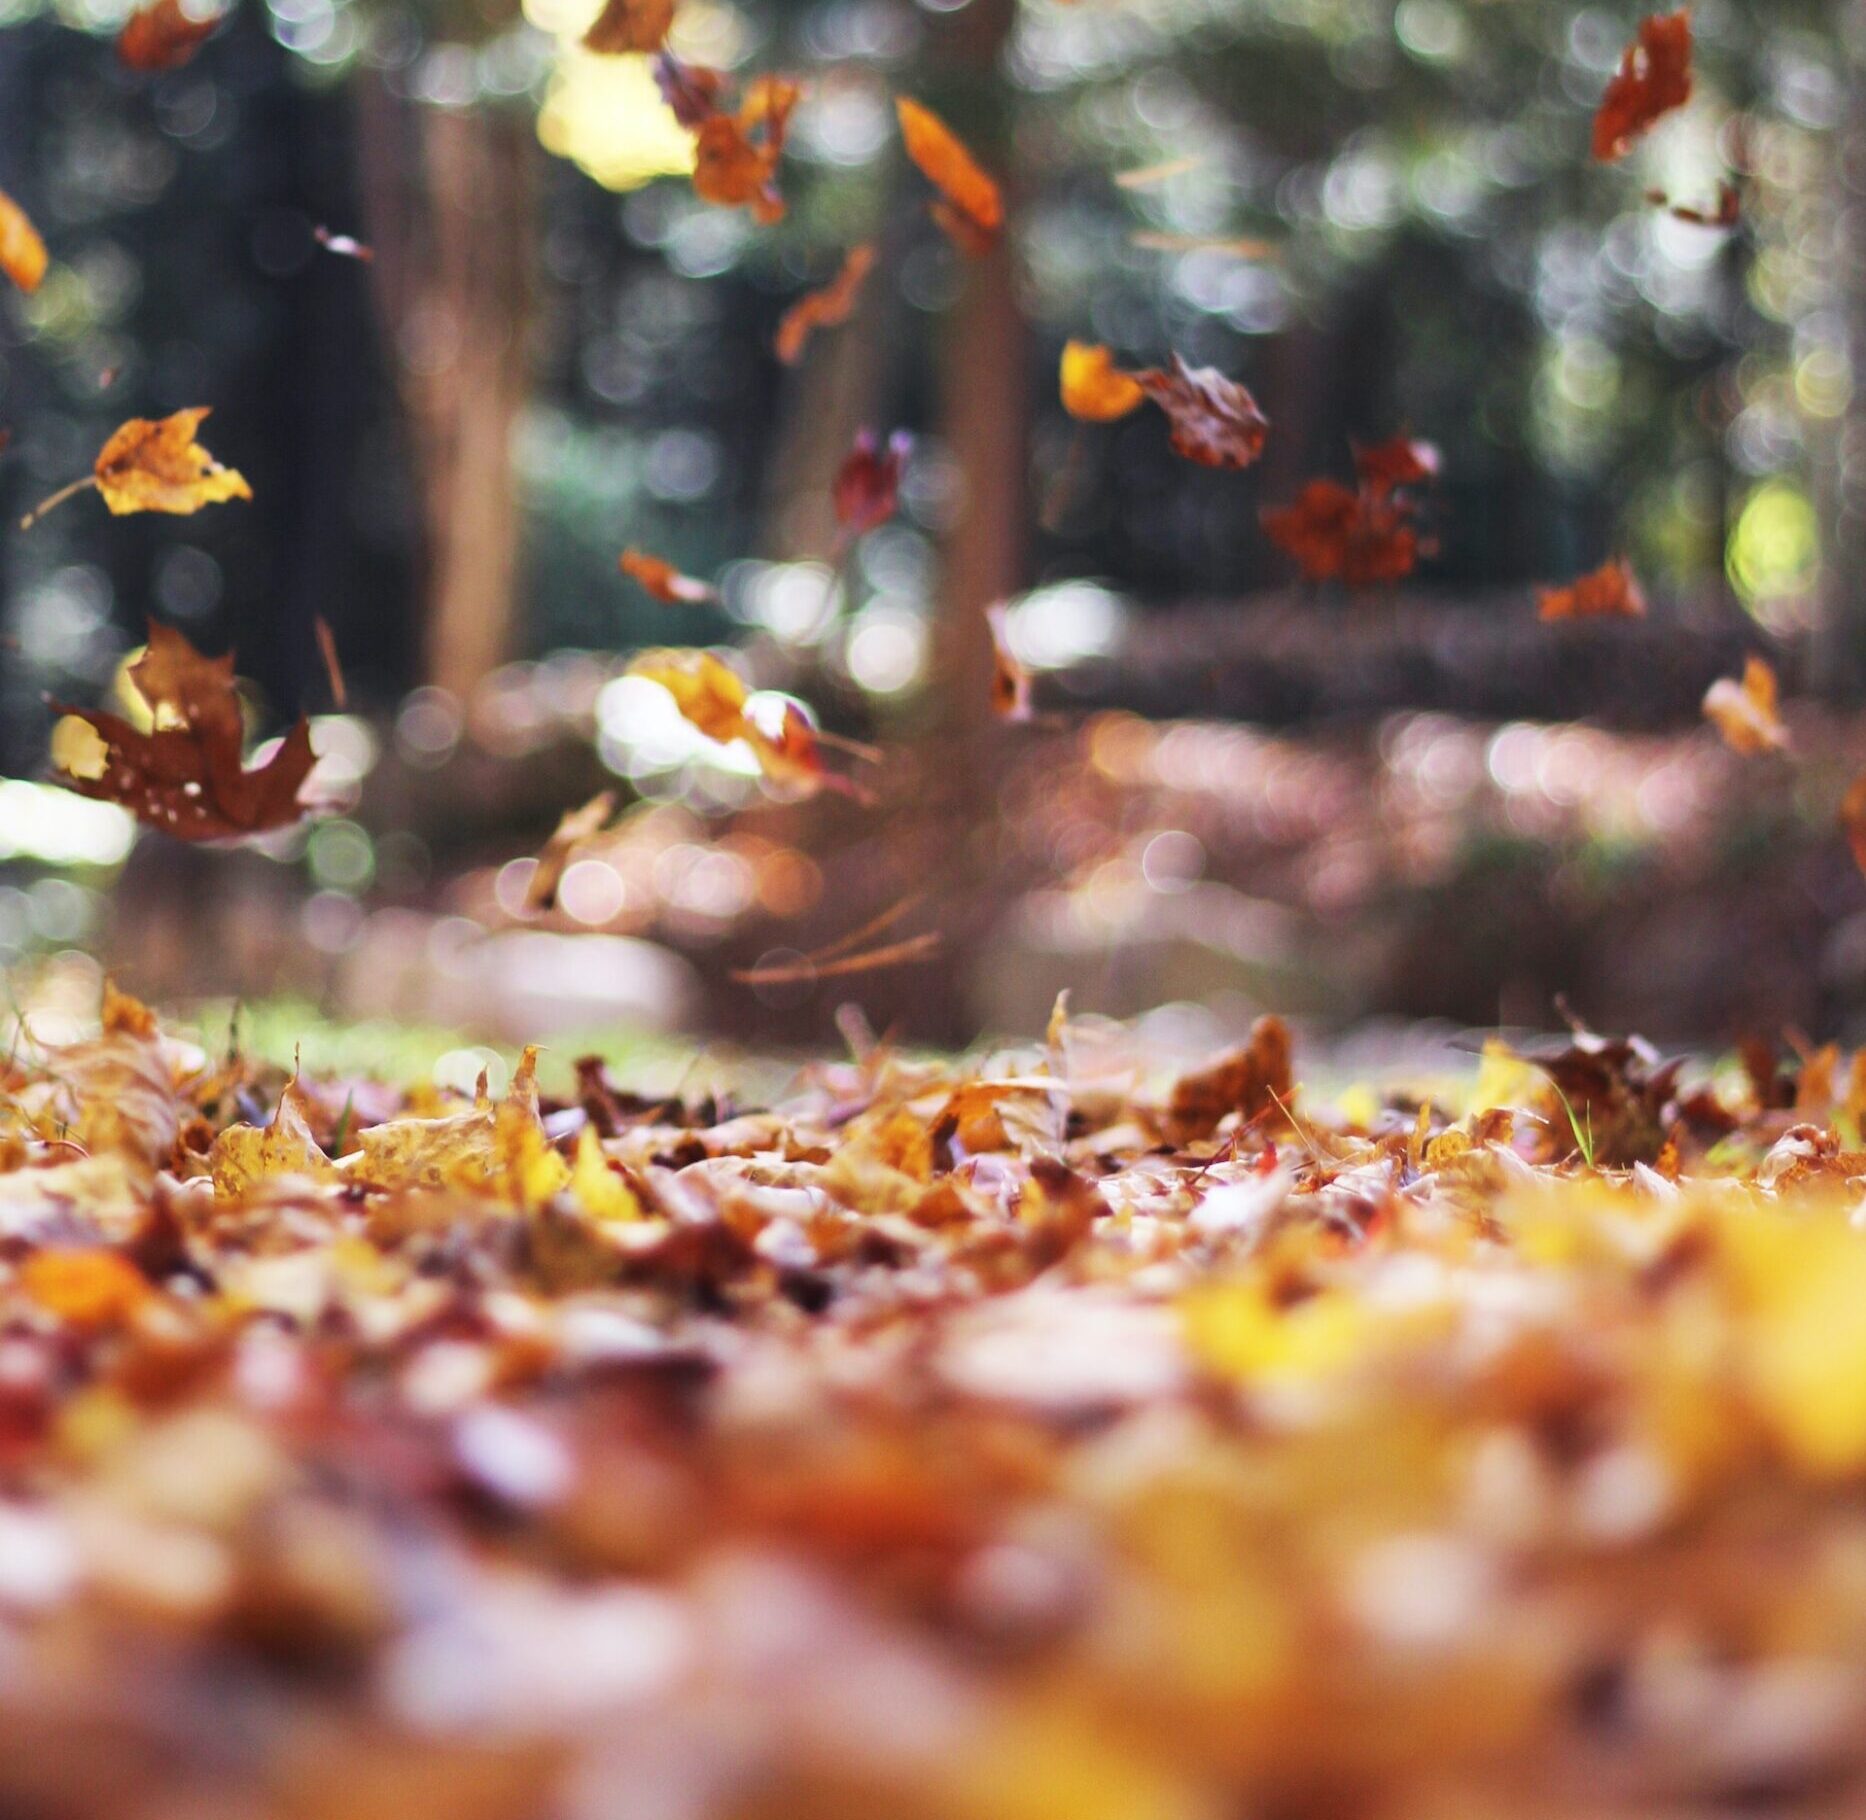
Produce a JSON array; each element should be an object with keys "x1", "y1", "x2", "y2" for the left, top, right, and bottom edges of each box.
[
  {"x1": 1819, "y1": 1, "x2": 1866, "y2": 701},
  {"x1": 354, "y1": 88, "x2": 536, "y2": 700}
]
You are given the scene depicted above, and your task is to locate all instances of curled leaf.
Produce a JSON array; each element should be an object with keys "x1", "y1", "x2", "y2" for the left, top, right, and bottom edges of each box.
[
  {"x1": 313, "y1": 226, "x2": 374, "y2": 261},
  {"x1": 0, "y1": 185, "x2": 47, "y2": 294},
  {"x1": 1135, "y1": 355, "x2": 1267, "y2": 468},
  {"x1": 1060, "y1": 342, "x2": 1144, "y2": 423},
  {"x1": 582, "y1": 0, "x2": 674, "y2": 54},
  {"x1": 619, "y1": 548, "x2": 716, "y2": 605},
  {"x1": 1702, "y1": 655, "x2": 1788, "y2": 756},
  {"x1": 51, "y1": 621, "x2": 316, "y2": 842},
  {"x1": 833, "y1": 428, "x2": 910, "y2": 537},
  {"x1": 1537, "y1": 558, "x2": 1646, "y2": 622},
  {"x1": 1593, "y1": 9, "x2": 1693, "y2": 162},
  {"x1": 775, "y1": 245, "x2": 875, "y2": 365},
  {"x1": 118, "y1": 0, "x2": 220, "y2": 71},
  {"x1": 895, "y1": 97, "x2": 1003, "y2": 256}
]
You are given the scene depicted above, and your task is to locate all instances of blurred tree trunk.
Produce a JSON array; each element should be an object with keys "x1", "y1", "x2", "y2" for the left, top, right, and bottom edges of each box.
[
  {"x1": 927, "y1": 0, "x2": 1024, "y2": 741},
  {"x1": 355, "y1": 87, "x2": 536, "y2": 700},
  {"x1": 1820, "y1": 3, "x2": 1866, "y2": 701}
]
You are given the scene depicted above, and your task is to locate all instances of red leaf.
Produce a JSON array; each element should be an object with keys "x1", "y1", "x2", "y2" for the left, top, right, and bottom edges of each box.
[
  {"x1": 833, "y1": 429, "x2": 910, "y2": 537},
  {"x1": 1261, "y1": 479, "x2": 1420, "y2": 587},
  {"x1": 1593, "y1": 10, "x2": 1693, "y2": 162}
]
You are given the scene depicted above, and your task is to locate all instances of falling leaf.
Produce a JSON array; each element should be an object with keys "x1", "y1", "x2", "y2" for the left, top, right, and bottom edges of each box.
[
  {"x1": 833, "y1": 428, "x2": 910, "y2": 537},
  {"x1": 527, "y1": 791, "x2": 617, "y2": 912},
  {"x1": 686, "y1": 74, "x2": 798, "y2": 224},
  {"x1": 1842, "y1": 775, "x2": 1866, "y2": 880},
  {"x1": 1702, "y1": 655, "x2": 1788, "y2": 756},
  {"x1": 619, "y1": 548, "x2": 716, "y2": 605},
  {"x1": 1593, "y1": 9, "x2": 1693, "y2": 162},
  {"x1": 313, "y1": 615, "x2": 346, "y2": 710},
  {"x1": 118, "y1": 0, "x2": 220, "y2": 70},
  {"x1": 51, "y1": 621, "x2": 316, "y2": 842},
  {"x1": 582, "y1": 0, "x2": 674, "y2": 54},
  {"x1": 984, "y1": 604, "x2": 1034, "y2": 722},
  {"x1": 652, "y1": 52, "x2": 726, "y2": 129},
  {"x1": 895, "y1": 97, "x2": 1003, "y2": 256},
  {"x1": 23, "y1": 407, "x2": 251, "y2": 529},
  {"x1": 313, "y1": 226, "x2": 374, "y2": 261},
  {"x1": 0, "y1": 185, "x2": 47, "y2": 294},
  {"x1": 1135, "y1": 356, "x2": 1268, "y2": 468},
  {"x1": 628, "y1": 649, "x2": 859, "y2": 799},
  {"x1": 1261, "y1": 479, "x2": 1420, "y2": 587},
  {"x1": 1536, "y1": 558, "x2": 1646, "y2": 622},
  {"x1": 1353, "y1": 435, "x2": 1440, "y2": 497},
  {"x1": 1060, "y1": 341, "x2": 1144, "y2": 423},
  {"x1": 775, "y1": 244, "x2": 875, "y2": 365}
]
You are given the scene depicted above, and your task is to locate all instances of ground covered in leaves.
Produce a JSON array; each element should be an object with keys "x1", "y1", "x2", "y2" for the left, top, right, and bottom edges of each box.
[{"x1": 7, "y1": 989, "x2": 1866, "y2": 1818}]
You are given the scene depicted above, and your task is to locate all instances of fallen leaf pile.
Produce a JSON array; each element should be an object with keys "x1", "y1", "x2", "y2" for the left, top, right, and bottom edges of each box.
[{"x1": 6, "y1": 986, "x2": 1866, "y2": 1814}]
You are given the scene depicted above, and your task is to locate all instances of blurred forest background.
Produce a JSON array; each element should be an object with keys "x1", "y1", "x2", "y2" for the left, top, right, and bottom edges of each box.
[{"x1": 0, "y1": 0, "x2": 1861, "y2": 1060}]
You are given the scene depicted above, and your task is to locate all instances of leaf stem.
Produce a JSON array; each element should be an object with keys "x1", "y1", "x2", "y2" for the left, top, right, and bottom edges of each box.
[{"x1": 19, "y1": 475, "x2": 97, "y2": 530}]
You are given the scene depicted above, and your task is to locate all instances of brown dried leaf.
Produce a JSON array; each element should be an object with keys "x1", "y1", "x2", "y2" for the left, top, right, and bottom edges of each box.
[
  {"x1": 51, "y1": 621, "x2": 315, "y2": 842},
  {"x1": 1136, "y1": 355, "x2": 1268, "y2": 468}
]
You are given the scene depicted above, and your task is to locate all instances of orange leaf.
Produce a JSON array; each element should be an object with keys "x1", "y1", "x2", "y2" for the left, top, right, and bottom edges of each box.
[
  {"x1": 0, "y1": 185, "x2": 47, "y2": 294},
  {"x1": 985, "y1": 604, "x2": 1034, "y2": 723},
  {"x1": 896, "y1": 97, "x2": 1003, "y2": 256},
  {"x1": 1536, "y1": 558, "x2": 1646, "y2": 622},
  {"x1": 79, "y1": 407, "x2": 250, "y2": 519},
  {"x1": 693, "y1": 116, "x2": 785, "y2": 223},
  {"x1": 1842, "y1": 775, "x2": 1866, "y2": 880},
  {"x1": 51, "y1": 621, "x2": 316, "y2": 841},
  {"x1": 1353, "y1": 434, "x2": 1439, "y2": 497},
  {"x1": 18, "y1": 1249, "x2": 150, "y2": 1330},
  {"x1": 1261, "y1": 478, "x2": 1420, "y2": 587},
  {"x1": 1060, "y1": 341, "x2": 1144, "y2": 423},
  {"x1": 619, "y1": 547, "x2": 716, "y2": 605},
  {"x1": 118, "y1": 0, "x2": 221, "y2": 70},
  {"x1": 582, "y1": 0, "x2": 674, "y2": 53},
  {"x1": 776, "y1": 244, "x2": 876, "y2": 365},
  {"x1": 1136, "y1": 355, "x2": 1268, "y2": 468},
  {"x1": 1702, "y1": 655, "x2": 1788, "y2": 756},
  {"x1": 1593, "y1": 9, "x2": 1693, "y2": 162}
]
